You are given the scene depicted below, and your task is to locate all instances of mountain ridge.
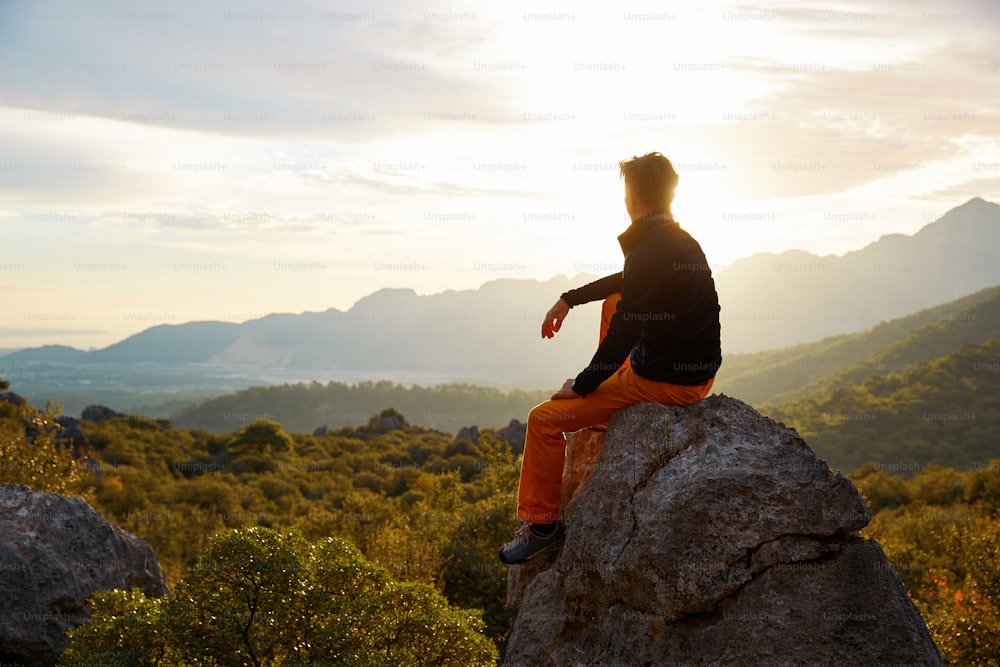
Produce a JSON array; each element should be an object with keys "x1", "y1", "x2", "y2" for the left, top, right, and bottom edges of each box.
[
  {"x1": 715, "y1": 197, "x2": 1000, "y2": 351},
  {"x1": 4, "y1": 198, "x2": 998, "y2": 390},
  {"x1": 714, "y1": 283, "x2": 1000, "y2": 406}
]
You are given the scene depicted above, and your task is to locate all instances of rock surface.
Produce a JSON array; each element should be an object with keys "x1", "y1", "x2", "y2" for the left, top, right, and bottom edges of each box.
[
  {"x1": 0, "y1": 484, "x2": 168, "y2": 666},
  {"x1": 504, "y1": 395, "x2": 942, "y2": 666},
  {"x1": 499, "y1": 418, "x2": 527, "y2": 453},
  {"x1": 456, "y1": 425, "x2": 480, "y2": 442},
  {"x1": 53, "y1": 415, "x2": 89, "y2": 459},
  {"x1": 80, "y1": 404, "x2": 119, "y2": 423}
]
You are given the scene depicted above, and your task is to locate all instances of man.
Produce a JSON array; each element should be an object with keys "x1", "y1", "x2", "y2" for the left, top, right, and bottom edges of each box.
[{"x1": 498, "y1": 151, "x2": 722, "y2": 565}]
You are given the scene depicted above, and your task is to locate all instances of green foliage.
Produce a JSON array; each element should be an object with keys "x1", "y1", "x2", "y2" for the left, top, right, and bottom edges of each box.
[
  {"x1": 0, "y1": 394, "x2": 90, "y2": 496},
  {"x1": 55, "y1": 398, "x2": 520, "y2": 657},
  {"x1": 768, "y1": 339, "x2": 1000, "y2": 473},
  {"x1": 61, "y1": 527, "x2": 498, "y2": 666},
  {"x1": 716, "y1": 284, "x2": 1000, "y2": 406},
  {"x1": 58, "y1": 589, "x2": 167, "y2": 665},
  {"x1": 854, "y1": 461, "x2": 1000, "y2": 665},
  {"x1": 227, "y1": 419, "x2": 294, "y2": 458},
  {"x1": 172, "y1": 379, "x2": 546, "y2": 435},
  {"x1": 0, "y1": 377, "x2": 521, "y2": 663}
]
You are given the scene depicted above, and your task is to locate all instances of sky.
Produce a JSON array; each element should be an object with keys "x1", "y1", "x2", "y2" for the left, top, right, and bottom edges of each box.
[{"x1": 1, "y1": 0, "x2": 998, "y2": 350}]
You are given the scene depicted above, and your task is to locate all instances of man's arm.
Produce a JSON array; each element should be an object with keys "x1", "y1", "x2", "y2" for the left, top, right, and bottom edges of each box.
[
  {"x1": 569, "y1": 309, "x2": 642, "y2": 396},
  {"x1": 541, "y1": 299, "x2": 570, "y2": 339},
  {"x1": 560, "y1": 272, "x2": 623, "y2": 308},
  {"x1": 542, "y1": 272, "x2": 623, "y2": 339},
  {"x1": 569, "y1": 259, "x2": 663, "y2": 396}
]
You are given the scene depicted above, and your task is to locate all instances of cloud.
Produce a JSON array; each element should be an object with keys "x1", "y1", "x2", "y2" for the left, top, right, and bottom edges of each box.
[
  {"x1": 923, "y1": 177, "x2": 1000, "y2": 202},
  {"x1": 0, "y1": 0, "x2": 533, "y2": 142},
  {"x1": 1, "y1": 0, "x2": 997, "y2": 349},
  {"x1": 0, "y1": 327, "x2": 108, "y2": 339},
  {"x1": 696, "y1": 0, "x2": 1000, "y2": 198},
  {"x1": 301, "y1": 168, "x2": 550, "y2": 200}
]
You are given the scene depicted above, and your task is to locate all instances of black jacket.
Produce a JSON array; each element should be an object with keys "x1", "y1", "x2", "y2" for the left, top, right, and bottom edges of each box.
[{"x1": 561, "y1": 213, "x2": 722, "y2": 395}]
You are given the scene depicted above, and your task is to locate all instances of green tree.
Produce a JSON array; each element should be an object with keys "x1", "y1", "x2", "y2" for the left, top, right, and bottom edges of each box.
[
  {"x1": 57, "y1": 589, "x2": 169, "y2": 665},
  {"x1": 0, "y1": 388, "x2": 90, "y2": 496},
  {"x1": 61, "y1": 526, "x2": 498, "y2": 666},
  {"x1": 227, "y1": 419, "x2": 294, "y2": 461}
]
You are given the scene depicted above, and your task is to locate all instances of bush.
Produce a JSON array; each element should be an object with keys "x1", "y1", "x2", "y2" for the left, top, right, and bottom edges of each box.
[
  {"x1": 0, "y1": 394, "x2": 90, "y2": 496},
  {"x1": 61, "y1": 526, "x2": 498, "y2": 666}
]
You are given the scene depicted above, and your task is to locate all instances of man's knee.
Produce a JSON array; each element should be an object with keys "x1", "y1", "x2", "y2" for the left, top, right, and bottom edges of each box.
[{"x1": 527, "y1": 401, "x2": 576, "y2": 434}]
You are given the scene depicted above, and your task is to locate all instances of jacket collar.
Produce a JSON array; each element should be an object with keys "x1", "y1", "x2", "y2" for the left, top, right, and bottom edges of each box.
[{"x1": 618, "y1": 212, "x2": 675, "y2": 253}]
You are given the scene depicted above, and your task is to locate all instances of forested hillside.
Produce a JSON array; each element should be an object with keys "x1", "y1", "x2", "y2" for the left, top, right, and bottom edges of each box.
[
  {"x1": 172, "y1": 380, "x2": 550, "y2": 434},
  {"x1": 766, "y1": 339, "x2": 1000, "y2": 474},
  {"x1": 715, "y1": 284, "x2": 1000, "y2": 406}
]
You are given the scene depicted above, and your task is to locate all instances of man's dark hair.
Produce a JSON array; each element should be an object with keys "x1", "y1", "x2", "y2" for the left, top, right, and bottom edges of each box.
[{"x1": 618, "y1": 152, "x2": 679, "y2": 213}]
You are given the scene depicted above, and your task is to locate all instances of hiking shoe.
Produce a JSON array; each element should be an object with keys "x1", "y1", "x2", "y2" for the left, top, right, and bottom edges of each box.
[{"x1": 498, "y1": 522, "x2": 565, "y2": 565}]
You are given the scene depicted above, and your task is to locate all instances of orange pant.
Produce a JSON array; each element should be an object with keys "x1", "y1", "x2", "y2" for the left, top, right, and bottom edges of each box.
[
  {"x1": 516, "y1": 295, "x2": 713, "y2": 523},
  {"x1": 599, "y1": 293, "x2": 629, "y2": 367}
]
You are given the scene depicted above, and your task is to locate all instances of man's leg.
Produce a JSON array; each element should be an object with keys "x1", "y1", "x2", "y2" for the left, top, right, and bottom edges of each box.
[
  {"x1": 599, "y1": 294, "x2": 620, "y2": 343},
  {"x1": 516, "y1": 366, "x2": 712, "y2": 523},
  {"x1": 501, "y1": 367, "x2": 714, "y2": 563},
  {"x1": 591, "y1": 294, "x2": 628, "y2": 435},
  {"x1": 598, "y1": 294, "x2": 629, "y2": 368}
]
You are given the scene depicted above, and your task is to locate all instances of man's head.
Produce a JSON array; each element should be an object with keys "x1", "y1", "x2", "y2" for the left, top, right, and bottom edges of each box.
[{"x1": 619, "y1": 152, "x2": 679, "y2": 220}]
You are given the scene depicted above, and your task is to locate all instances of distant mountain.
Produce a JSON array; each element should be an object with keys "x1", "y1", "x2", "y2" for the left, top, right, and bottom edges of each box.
[
  {"x1": 4, "y1": 275, "x2": 607, "y2": 390},
  {"x1": 714, "y1": 283, "x2": 1000, "y2": 406},
  {"x1": 88, "y1": 322, "x2": 240, "y2": 364},
  {"x1": 716, "y1": 197, "x2": 1000, "y2": 352},
  {"x1": 4, "y1": 198, "x2": 997, "y2": 387},
  {"x1": 4, "y1": 345, "x2": 87, "y2": 364}
]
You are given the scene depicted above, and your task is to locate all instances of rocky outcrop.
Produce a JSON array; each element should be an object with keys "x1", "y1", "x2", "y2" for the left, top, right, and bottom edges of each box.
[
  {"x1": 0, "y1": 484, "x2": 168, "y2": 666},
  {"x1": 499, "y1": 419, "x2": 527, "y2": 454},
  {"x1": 80, "y1": 404, "x2": 119, "y2": 423},
  {"x1": 504, "y1": 395, "x2": 942, "y2": 666},
  {"x1": 53, "y1": 415, "x2": 88, "y2": 459},
  {"x1": 456, "y1": 425, "x2": 480, "y2": 442},
  {"x1": 0, "y1": 390, "x2": 28, "y2": 408}
]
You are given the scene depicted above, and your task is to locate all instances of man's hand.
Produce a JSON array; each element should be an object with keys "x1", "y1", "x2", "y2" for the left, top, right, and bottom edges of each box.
[
  {"x1": 541, "y1": 298, "x2": 570, "y2": 339},
  {"x1": 551, "y1": 378, "x2": 581, "y2": 400}
]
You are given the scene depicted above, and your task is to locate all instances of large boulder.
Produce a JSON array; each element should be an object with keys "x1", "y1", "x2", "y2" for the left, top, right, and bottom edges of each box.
[
  {"x1": 503, "y1": 395, "x2": 942, "y2": 666},
  {"x1": 0, "y1": 484, "x2": 168, "y2": 666}
]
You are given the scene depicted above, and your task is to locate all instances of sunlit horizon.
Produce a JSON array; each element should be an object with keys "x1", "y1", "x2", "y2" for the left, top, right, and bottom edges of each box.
[{"x1": 2, "y1": 0, "x2": 998, "y2": 349}]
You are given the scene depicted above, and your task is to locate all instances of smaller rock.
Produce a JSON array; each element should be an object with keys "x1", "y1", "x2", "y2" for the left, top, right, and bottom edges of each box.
[
  {"x1": 499, "y1": 419, "x2": 527, "y2": 453},
  {"x1": 371, "y1": 409, "x2": 408, "y2": 433},
  {"x1": 81, "y1": 404, "x2": 119, "y2": 423},
  {"x1": 0, "y1": 390, "x2": 28, "y2": 407},
  {"x1": 54, "y1": 415, "x2": 89, "y2": 459},
  {"x1": 456, "y1": 425, "x2": 480, "y2": 442}
]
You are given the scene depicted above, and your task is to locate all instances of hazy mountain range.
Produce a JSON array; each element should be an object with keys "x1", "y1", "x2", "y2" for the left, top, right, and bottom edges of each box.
[
  {"x1": 3, "y1": 197, "x2": 998, "y2": 414},
  {"x1": 715, "y1": 197, "x2": 1000, "y2": 352}
]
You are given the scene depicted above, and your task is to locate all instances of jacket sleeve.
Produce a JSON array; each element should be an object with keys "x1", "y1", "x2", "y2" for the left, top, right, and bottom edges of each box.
[
  {"x1": 560, "y1": 272, "x2": 623, "y2": 307},
  {"x1": 570, "y1": 260, "x2": 659, "y2": 395}
]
